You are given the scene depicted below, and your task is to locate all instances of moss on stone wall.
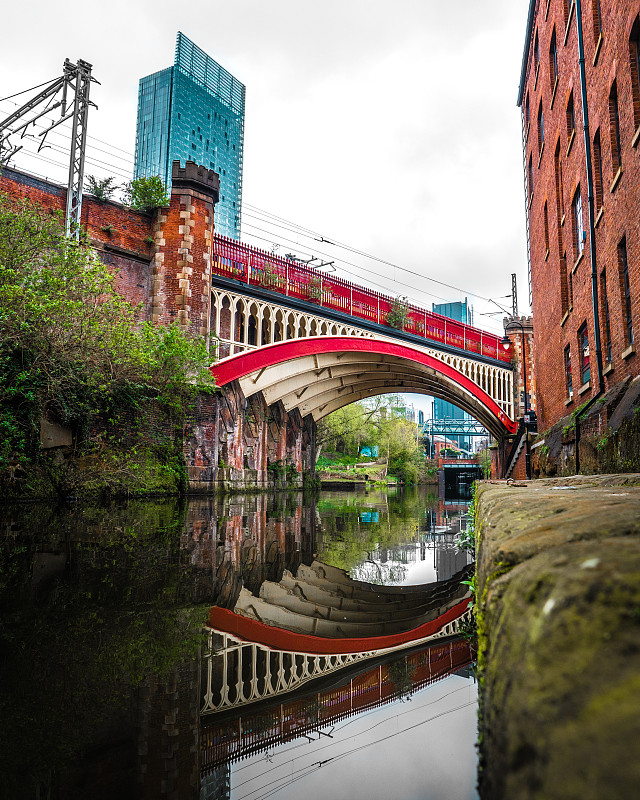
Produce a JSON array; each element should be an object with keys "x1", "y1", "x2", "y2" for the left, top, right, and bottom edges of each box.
[
  {"x1": 533, "y1": 377, "x2": 640, "y2": 478},
  {"x1": 2, "y1": 440, "x2": 184, "y2": 501},
  {"x1": 475, "y1": 476, "x2": 640, "y2": 799}
]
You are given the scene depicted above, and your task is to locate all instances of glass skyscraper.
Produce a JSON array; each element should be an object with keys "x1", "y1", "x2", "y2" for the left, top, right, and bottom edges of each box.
[
  {"x1": 433, "y1": 300, "x2": 474, "y2": 452},
  {"x1": 134, "y1": 32, "x2": 245, "y2": 239}
]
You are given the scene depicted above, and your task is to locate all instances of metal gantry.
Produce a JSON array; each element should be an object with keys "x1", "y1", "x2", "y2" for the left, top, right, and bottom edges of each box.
[
  {"x1": 0, "y1": 58, "x2": 97, "y2": 238},
  {"x1": 62, "y1": 59, "x2": 94, "y2": 238},
  {"x1": 422, "y1": 418, "x2": 490, "y2": 438}
]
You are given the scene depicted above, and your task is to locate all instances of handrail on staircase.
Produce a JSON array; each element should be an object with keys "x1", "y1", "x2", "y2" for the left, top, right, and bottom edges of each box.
[{"x1": 504, "y1": 419, "x2": 525, "y2": 478}]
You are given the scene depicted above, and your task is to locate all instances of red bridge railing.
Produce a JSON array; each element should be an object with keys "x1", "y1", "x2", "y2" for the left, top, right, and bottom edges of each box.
[{"x1": 212, "y1": 234, "x2": 512, "y2": 363}]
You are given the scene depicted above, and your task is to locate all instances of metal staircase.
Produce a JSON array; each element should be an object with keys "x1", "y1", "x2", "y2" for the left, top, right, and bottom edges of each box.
[{"x1": 505, "y1": 419, "x2": 526, "y2": 478}]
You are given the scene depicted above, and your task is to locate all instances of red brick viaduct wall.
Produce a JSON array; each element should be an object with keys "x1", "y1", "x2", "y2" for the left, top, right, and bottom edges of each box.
[{"x1": 0, "y1": 164, "x2": 316, "y2": 491}]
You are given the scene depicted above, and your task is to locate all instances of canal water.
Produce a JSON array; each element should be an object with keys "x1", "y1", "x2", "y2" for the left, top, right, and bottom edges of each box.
[{"x1": 0, "y1": 486, "x2": 477, "y2": 800}]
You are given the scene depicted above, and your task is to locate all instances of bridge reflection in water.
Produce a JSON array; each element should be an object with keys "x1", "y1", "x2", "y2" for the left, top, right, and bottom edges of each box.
[
  {"x1": 201, "y1": 637, "x2": 474, "y2": 775},
  {"x1": 199, "y1": 543, "x2": 474, "y2": 794},
  {"x1": 0, "y1": 488, "x2": 476, "y2": 799},
  {"x1": 202, "y1": 560, "x2": 472, "y2": 714}
]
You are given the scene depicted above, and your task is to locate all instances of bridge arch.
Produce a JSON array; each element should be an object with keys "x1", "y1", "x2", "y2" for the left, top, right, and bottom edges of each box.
[{"x1": 212, "y1": 337, "x2": 517, "y2": 439}]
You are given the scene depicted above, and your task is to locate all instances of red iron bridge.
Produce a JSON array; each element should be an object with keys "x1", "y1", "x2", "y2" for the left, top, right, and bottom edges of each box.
[
  {"x1": 209, "y1": 235, "x2": 518, "y2": 438},
  {"x1": 212, "y1": 235, "x2": 511, "y2": 363}
]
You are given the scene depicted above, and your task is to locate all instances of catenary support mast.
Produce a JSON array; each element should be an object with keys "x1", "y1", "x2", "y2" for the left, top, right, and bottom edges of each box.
[{"x1": 0, "y1": 58, "x2": 97, "y2": 239}]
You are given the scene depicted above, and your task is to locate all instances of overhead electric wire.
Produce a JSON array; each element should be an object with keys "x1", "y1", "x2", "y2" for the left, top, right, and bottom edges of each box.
[
  {"x1": 0, "y1": 77, "x2": 60, "y2": 104},
  {"x1": 8, "y1": 144, "x2": 132, "y2": 182},
  {"x1": 244, "y1": 201, "x2": 319, "y2": 237},
  {"x1": 0, "y1": 96, "x2": 137, "y2": 163},
  {"x1": 85, "y1": 132, "x2": 136, "y2": 158},
  {"x1": 241, "y1": 211, "x2": 508, "y2": 325},
  {"x1": 241, "y1": 220, "x2": 459, "y2": 309},
  {"x1": 244, "y1": 202, "x2": 512, "y2": 313},
  {"x1": 235, "y1": 699, "x2": 477, "y2": 800},
  {"x1": 1, "y1": 95, "x2": 509, "y2": 319},
  {"x1": 232, "y1": 681, "x2": 472, "y2": 782},
  {"x1": 0, "y1": 104, "x2": 134, "y2": 178}
]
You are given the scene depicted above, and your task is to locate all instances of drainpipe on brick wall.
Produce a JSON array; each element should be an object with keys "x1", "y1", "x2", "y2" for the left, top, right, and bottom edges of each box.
[{"x1": 574, "y1": 0, "x2": 605, "y2": 474}]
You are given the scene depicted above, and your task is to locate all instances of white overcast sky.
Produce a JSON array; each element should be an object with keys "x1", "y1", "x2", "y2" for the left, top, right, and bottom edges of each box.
[{"x1": 1, "y1": 0, "x2": 531, "y2": 333}]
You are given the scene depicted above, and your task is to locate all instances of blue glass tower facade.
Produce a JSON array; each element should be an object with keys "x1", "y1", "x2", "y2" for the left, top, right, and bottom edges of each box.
[
  {"x1": 134, "y1": 33, "x2": 245, "y2": 239},
  {"x1": 433, "y1": 300, "x2": 473, "y2": 452}
]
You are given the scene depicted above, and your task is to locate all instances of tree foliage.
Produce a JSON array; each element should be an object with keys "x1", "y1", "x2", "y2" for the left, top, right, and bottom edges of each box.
[
  {"x1": 385, "y1": 296, "x2": 409, "y2": 329},
  {"x1": 0, "y1": 193, "x2": 214, "y2": 479},
  {"x1": 317, "y1": 396, "x2": 427, "y2": 483},
  {"x1": 123, "y1": 175, "x2": 169, "y2": 212},
  {"x1": 316, "y1": 401, "x2": 378, "y2": 457}
]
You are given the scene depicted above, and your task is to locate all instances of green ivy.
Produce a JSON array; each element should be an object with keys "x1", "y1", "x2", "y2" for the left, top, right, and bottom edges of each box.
[{"x1": 0, "y1": 193, "x2": 215, "y2": 491}]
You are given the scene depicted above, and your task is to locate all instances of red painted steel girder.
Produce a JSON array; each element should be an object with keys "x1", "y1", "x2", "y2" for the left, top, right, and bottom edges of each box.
[{"x1": 212, "y1": 233, "x2": 513, "y2": 364}]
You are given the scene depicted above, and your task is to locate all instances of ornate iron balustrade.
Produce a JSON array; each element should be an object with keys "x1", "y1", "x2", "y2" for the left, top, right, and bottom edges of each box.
[{"x1": 212, "y1": 234, "x2": 512, "y2": 364}]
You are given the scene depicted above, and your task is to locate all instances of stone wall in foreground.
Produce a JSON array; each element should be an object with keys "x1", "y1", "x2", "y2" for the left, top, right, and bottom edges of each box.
[{"x1": 475, "y1": 475, "x2": 640, "y2": 800}]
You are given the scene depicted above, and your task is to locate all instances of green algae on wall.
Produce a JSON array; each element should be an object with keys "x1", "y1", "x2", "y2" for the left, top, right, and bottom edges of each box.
[{"x1": 475, "y1": 476, "x2": 640, "y2": 800}]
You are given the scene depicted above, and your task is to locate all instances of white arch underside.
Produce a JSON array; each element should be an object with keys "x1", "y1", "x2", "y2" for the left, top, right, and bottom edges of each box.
[
  {"x1": 236, "y1": 352, "x2": 508, "y2": 438},
  {"x1": 210, "y1": 286, "x2": 514, "y2": 429}
]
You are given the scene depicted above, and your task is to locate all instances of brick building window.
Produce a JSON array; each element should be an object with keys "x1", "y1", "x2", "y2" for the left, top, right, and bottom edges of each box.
[
  {"x1": 592, "y1": 128, "x2": 603, "y2": 211},
  {"x1": 544, "y1": 201, "x2": 550, "y2": 255},
  {"x1": 609, "y1": 81, "x2": 622, "y2": 174},
  {"x1": 592, "y1": 0, "x2": 603, "y2": 45},
  {"x1": 534, "y1": 29, "x2": 540, "y2": 76},
  {"x1": 549, "y1": 29, "x2": 558, "y2": 91},
  {"x1": 528, "y1": 154, "x2": 534, "y2": 199},
  {"x1": 566, "y1": 92, "x2": 576, "y2": 144},
  {"x1": 629, "y1": 18, "x2": 640, "y2": 131},
  {"x1": 578, "y1": 323, "x2": 591, "y2": 385},
  {"x1": 538, "y1": 102, "x2": 545, "y2": 155},
  {"x1": 572, "y1": 186, "x2": 585, "y2": 260},
  {"x1": 618, "y1": 237, "x2": 634, "y2": 346},
  {"x1": 525, "y1": 92, "x2": 531, "y2": 131},
  {"x1": 560, "y1": 252, "x2": 569, "y2": 314},
  {"x1": 564, "y1": 344, "x2": 573, "y2": 399},
  {"x1": 568, "y1": 262, "x2": 574, "y2": 307},
  {"x1": 600, "y1": 267, "x2": 612, "y2": 364},
  {"x1": 554, "y1": 141, "x2": 565, "y2": 220}
]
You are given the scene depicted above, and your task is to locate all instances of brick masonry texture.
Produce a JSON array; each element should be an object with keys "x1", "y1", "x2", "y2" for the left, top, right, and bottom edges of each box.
[
  {"x1": 0, "y1": 161, "x2": 219, "y2": 333},
  {"x1": 153, "y1": 162, "x2": 218, "y2": 337},
  {"x1": 184, "y1": 383, "x2": 316, "y2": 492},
  {"x1": 0, "y1": 164, "x2": 316, "y2": 493},
  {"x1": 0, "y1": 166, "x2": 156, "y2": 317},
  {"x1": 521, "y1": 0, "x2": 640, "y2": 431}
]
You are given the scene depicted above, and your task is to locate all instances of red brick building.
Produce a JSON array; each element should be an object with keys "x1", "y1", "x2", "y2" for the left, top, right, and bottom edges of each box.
[{"x1": 518, "y1": 0, "x2": 640, "y2": 431}]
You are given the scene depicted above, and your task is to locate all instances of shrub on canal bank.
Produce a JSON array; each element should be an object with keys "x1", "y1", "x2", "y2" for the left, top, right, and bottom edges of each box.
[
  {"x1": 0, "y1": 193, "x2": 215, "y2": 499},
  {"x1": 316, "y1": 396, "x2": 433, "y2": 484}
]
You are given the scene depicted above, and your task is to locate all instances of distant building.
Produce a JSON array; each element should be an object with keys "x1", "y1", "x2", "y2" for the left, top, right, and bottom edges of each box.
[
  {"x1": 134, "y1": 32, "x2": 245, "y2": 239},
  {"x1": 397, "y1": 404, "x2": 416, "y2": 423},
  {"x1": 517, "y1": 1, "x2": 640, "y2": 430},
  {"x1": 432, "y1": 300, "x2": 473, "y2": 450}
]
